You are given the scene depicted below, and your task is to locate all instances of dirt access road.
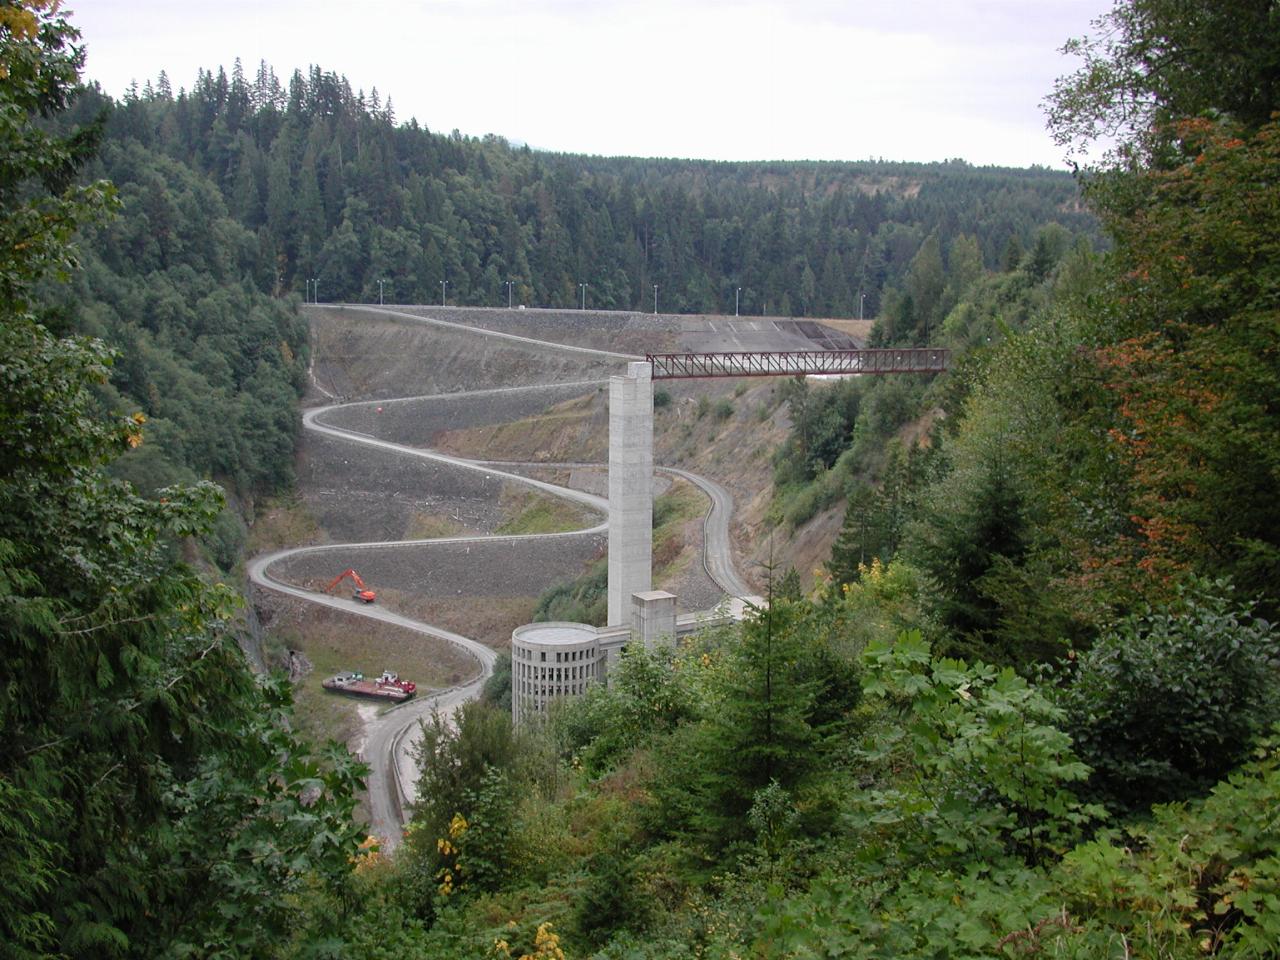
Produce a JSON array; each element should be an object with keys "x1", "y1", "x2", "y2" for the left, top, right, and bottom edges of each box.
[{"x1": 249, "y1": 304, "x2": 762, "y2": 848}]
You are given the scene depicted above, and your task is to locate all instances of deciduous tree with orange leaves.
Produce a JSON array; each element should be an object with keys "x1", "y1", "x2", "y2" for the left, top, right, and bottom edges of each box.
[{"x1": 1046, "y1": 0, "x2": 1280, "y2": 611}]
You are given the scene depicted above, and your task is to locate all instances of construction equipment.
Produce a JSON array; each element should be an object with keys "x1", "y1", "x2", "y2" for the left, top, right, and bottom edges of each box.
[
  {"x1": 322, "y1": 670, "x2": 416, "y2": 702},
  {"x1": 324, "y1": 568, "x2": 377, "y2": 603}
]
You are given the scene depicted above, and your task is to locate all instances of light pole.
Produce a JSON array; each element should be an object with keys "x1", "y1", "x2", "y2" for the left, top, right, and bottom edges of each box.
[
  {"x1": 653, "y1": 284, "x2": 658, "y2": 315},
  {"x1": 505, "y1": 280, "x2": 514, "y2": 309},
  {"x1": 440, "y1": 279, "x2": 448, "y2": 306},
  {"x1": 377, "y1": 279, "x2": 385, "y2": 305},
  {"x1": 735, "y1": 286, "x2": 741, "y2": 317},
  {"x1": 579, "y1": 282, "x2": 588, "y2": 310},
  {"x1": 859, "y1": 292, "x2": 866, "y2": 322}
]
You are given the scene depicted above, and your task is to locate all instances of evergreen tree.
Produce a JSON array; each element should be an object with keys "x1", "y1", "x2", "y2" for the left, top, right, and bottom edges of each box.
[
  {"x1": 688, "y1": 597, "x2": 826, "y2": 848},
  {"x1": 0, "y1": 7, "x2": 362, "y2": 953},
  {"x1": 830, "y1": 481, "x2": 886, "y2": 583},
  {"x1": 1044, "y1": 0, "x2": 1280, "y2": 615},
  {"x1": 905, "y1": 231, "x2": 945, "y2": 342}
]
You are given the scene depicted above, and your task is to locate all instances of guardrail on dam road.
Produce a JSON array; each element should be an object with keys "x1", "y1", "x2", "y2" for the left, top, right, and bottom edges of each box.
[{"x1": 645, "y1": 348, "x2": 950, "y2": 380}]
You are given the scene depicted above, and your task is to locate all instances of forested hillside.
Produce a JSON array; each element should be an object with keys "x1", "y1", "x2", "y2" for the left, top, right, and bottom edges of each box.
[
  {"x1": 1, "y1": 6, "x2": 360, "y2": 956},
  {"x1": 44, "y1": 138, "x2": 309, "y2": 558},
  {"x1": 88, "y1": 62, "x2": 1094, "y2": 319}
]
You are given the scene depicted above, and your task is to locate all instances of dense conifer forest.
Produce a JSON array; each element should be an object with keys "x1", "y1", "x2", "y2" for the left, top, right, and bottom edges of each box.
[
  {"x1": 2, "y1": 0, "x2": 1279, "y2": 956},
  {"x1": 78, "y1": 61, "x2": 1096, "y2": 319}
]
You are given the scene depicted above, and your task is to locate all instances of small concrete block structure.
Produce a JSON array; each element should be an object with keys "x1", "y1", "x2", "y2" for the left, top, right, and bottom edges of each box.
[
  {"x1": 607, "y1": 361, "x2": 654, "y2": 626},
  {"x1": 510, "y1": 621, "x2": 600, "y2": 727},
  {"x1": 631, "y1": 590, "x2": 677, "y2": 649}
]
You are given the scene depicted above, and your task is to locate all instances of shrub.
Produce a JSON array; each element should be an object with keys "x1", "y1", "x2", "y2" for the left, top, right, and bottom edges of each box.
[
  {"x1": 1058, "y1": 578, "x2": 1280, "y2": 811},
  {"x1": 534, "y1": 562, "x2": 608, "y2": 626},
  {"x1": 482, "y1": 651, "x2": 512, "y2": 706},
  {"x1": 861, "y1": 631, "x2": 1103, "y2": 866},
  {"x1": 554, "y1": 645, "x2": 695, "y2": 775},
  {"x1": 573, "y1": 851, "x2": 648, "y2": 945},
  {"x1": 779, "y1": 469, "x2": 843, "y2": 530},
  {"x1": 1053, "y1": 735, "x2": 1280, "y2": 957},
  {"x1": 782, "y1": 483, "x2": 822, "y2": 529}
]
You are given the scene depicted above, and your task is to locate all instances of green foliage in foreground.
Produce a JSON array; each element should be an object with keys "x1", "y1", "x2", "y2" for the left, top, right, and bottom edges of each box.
[
  {"x1": 348, "y1": 585, "x2": 1280, "y2": 958},
  {"x1": 343, "y1": 544, "x2": 1275, "y2": 959},
  {"x1": 1057, "y1": 578, "x2": 1280, "y2": 812},
  {"x1": 760, "y1": 731, "x2": 1280, "y2": 960},
  {"x1": 1, "y1": 6, "x2": 364, "y2": 954}
]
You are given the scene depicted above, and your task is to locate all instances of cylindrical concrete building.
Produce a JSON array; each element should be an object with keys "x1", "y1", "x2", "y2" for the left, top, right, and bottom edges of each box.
[{"x1": 511, "y1": 622, "x2": 600, "y2": 726}]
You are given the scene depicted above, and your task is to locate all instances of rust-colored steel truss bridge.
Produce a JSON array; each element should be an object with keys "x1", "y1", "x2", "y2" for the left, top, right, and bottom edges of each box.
[{"x1": 644, "y1": 348, "x2": 950, "y2": 380}]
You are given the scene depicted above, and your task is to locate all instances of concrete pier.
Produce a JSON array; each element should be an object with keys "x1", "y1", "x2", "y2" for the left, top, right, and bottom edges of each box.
[
  {"x1": 607, "y1": 361, "x2": 654, "y2": 625},
  {"x1": 632, "y1": 590, "x2": 677, "y2": 649}
]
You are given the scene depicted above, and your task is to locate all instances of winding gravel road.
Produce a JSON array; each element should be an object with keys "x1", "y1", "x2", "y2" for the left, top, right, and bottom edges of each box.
[{"x1": 248, "y1": 305, "x2": 752, "y2": 848}]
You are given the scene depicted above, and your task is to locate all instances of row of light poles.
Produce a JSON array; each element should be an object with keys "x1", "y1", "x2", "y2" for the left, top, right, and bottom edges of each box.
[
  {"x1": 441, "y1": 277, "x2": 521, "y2": 308},
  {"x1": 307, "y1": 277, "x2": 792, "y2": 317},
  {"x1": 306, "y1": 277, "x2": 386, "y2": 304}
]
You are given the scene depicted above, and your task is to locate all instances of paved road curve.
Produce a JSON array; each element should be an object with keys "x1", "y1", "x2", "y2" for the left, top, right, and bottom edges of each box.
[{"x1": 247, "y1": 547, "x2": 499, "y2": 841}]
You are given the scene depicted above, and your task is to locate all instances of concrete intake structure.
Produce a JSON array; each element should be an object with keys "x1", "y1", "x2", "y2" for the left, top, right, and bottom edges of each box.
[
  {"x1": 510, "y1": 622, "x2": 600, "y2": 727},
  {"x1": 607, "y1": 361, "x2": 654, "y2": 625}
]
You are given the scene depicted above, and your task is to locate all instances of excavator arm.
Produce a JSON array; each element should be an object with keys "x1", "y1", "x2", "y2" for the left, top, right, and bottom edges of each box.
[{"x1": 323, "y1": 569, "x2": 377, "y2": 603}]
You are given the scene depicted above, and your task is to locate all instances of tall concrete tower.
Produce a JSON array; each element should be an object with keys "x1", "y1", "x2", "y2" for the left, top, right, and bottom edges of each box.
[{"x1": 607, "y1": 361, "x2": 654, "y2": 625}]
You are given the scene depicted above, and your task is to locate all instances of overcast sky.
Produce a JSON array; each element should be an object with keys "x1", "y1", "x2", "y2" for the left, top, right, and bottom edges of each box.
[{"x1": 70, "y1": 0, "x2": 1109, "y2": 169}]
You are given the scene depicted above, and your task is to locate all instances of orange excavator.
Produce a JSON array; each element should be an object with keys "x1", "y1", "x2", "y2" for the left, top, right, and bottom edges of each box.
[{"x1": 324, "y1": 568, "x2": 377, "y2": 603}]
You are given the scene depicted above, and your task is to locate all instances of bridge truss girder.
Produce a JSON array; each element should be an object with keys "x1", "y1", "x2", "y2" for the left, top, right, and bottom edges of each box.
[{"x1": 644, "y1": 348, "x2": 949, "y2": 380}]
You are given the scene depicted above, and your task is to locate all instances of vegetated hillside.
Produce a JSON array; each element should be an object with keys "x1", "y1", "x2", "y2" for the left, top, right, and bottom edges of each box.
[
  {"x1": 2, "y1": 7, "x2": 365, "y2": 956},
  {"x1": 742, "y1": 179, "x2": 1107, "y2": 607},
  {"x1": 33, "y1": 130, "x2": 310, "y2": 574},
  {"x1": 89, "y1": 62, "x2": 1096, "y2": 322}
]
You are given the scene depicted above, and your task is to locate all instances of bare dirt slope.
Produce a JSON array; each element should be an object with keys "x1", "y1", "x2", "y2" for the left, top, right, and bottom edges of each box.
[
  {"x1": 433, "y1": 376, "x2": 846, "y2": 594},
  {"x1": 268, "y1": 305, "x2": 861, "y2": 689},
  {"x1": 308, "y1": 306, "x2": 629, "y2": 400},
  {"x1": 319, "y1": 382, "x2": 611, "y2": 454},
  {"x1": 399, "y1": 305, "x2": 866, "y2": 594}
]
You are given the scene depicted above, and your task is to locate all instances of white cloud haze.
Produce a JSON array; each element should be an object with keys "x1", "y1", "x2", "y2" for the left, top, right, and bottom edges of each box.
[{"x1": 71, "y1": 0, "x2": 1109, "y2": 167}]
